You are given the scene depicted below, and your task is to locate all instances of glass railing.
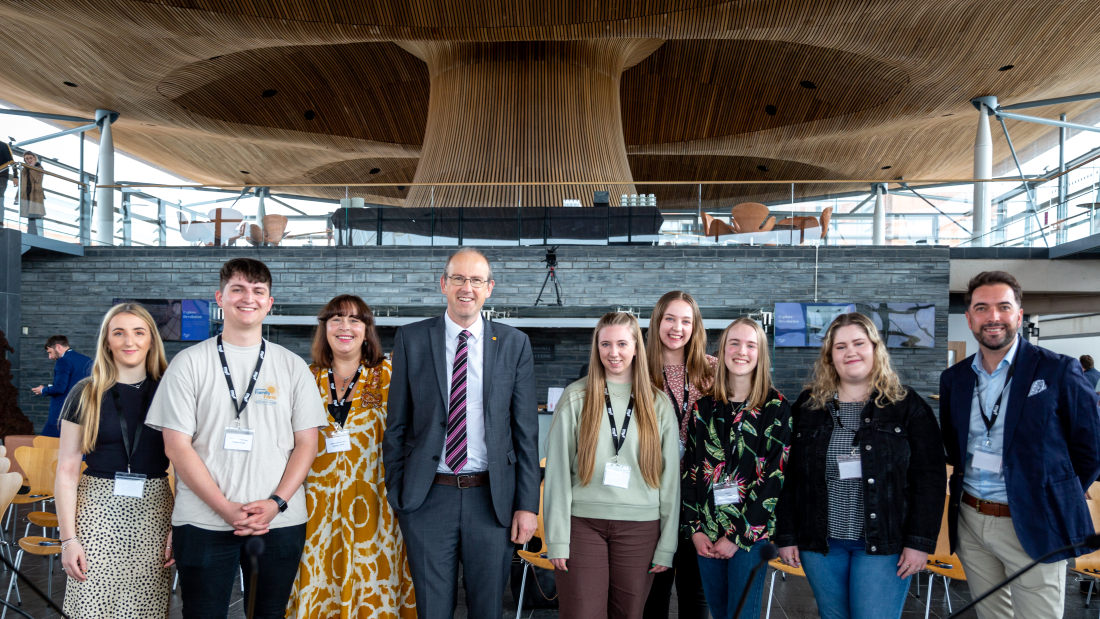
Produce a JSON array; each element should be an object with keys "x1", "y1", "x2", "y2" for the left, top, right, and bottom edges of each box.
[{"x1": 6, "y1": 171, "x2": 1097, "y2": 249}]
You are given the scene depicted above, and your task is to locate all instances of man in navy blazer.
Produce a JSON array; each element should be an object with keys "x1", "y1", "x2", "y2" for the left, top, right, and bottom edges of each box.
[
  {"x1": 31, "y1": 335, "x2": 92, "y2": 437},
  {"x1": 941, "y1": 271, "x2": 1100, "y2": 618}
]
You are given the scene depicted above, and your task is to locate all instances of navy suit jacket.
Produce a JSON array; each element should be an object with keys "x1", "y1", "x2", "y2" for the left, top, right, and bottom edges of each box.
[
  {"x1": 941, "y1": 338, "x2": 1100, "y2": 562},
  {"x1": 40, "y1": 349, "x2": 92, "y2": 434}
]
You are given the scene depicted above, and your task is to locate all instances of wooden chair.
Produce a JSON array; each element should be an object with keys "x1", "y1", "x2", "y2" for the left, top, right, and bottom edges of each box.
[
  {"x1": 922, "y1": 495, "x2": 966, "y2": 619},
  {"x1": 1068, "y1": 500, "x2": 1100, "y2": 606},
  {"x1": 208, "y1": 207, "x2": 244, "y2": 246},
  {"x1": 10, "y1": 447, "x2": 58, "y2": 544},
  {"x1": 730, "y1": 202, "x2": 776, "y2": 233},
  {"x1": 820, "y1": 206, "x2": 833, "y2": 241},
  {"x1": 32, "y1": 436, "x2": 59, "y2": 450},
  {"x1": 0, "y1": 445, "x2": 8, "y2": 459},
  {"x1": 764, "y1": 555, "x2": 807, "y2": 619},
  {"x1": 0, "y1": 459, "x2": 9, "y2": 476},
  {"x1": 701, "y1": 213, "x2": 736, "y2": 241},
  {"x1": 0, "y1": 472, "x2": 32, "y2": 615},
  {"x1": 515, "y1": 459, "x2": 551, "y2": 619},
  {"x1": 5, "y1": 534, "x2": 62, "y2": 612}
]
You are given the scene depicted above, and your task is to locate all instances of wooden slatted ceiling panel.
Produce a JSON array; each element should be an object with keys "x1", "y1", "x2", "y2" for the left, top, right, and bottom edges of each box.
[{"x1": 2, "y1": 0, "x2": 1100, "y2": 196}]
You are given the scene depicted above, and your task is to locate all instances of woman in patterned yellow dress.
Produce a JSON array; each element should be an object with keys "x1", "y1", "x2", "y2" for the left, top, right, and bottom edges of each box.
[{"x1": 287, "y1": 295, "x2": 417, "y2": 619}]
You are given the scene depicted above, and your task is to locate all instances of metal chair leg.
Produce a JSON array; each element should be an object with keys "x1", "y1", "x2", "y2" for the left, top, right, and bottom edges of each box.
[
  {"x1": 924, "y1": 571, "x2": 934, "y2": 619},
  {"x1": 766, "y1": 568, "x2": 779, "y2": 619},
  {"x1": 945, "y1": 577, "x2": 953, "y2": 613},
  {"x1": 515, "y1": 563, "x2": 529, "y2": 619},
  {"x1": 1087, "y1": 579, "x2": 1095, "y2": 608},
  {"x1": 3, "y1": 549, "x2": 24, "y2": 619},
  {"x1": 46, "y1": 555, "x2": 52, "y2": 600}
]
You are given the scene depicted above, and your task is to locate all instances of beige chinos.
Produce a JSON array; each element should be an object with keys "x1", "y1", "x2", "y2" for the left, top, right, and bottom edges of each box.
[{"x1": 956, "y1": 502, "x2": 1066, "y2": 619}]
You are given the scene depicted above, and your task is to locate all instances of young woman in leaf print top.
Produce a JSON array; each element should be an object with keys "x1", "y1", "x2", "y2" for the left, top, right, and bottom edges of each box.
[{"x1": 682, "y1": 317, "x2": 792, "y2": 619}]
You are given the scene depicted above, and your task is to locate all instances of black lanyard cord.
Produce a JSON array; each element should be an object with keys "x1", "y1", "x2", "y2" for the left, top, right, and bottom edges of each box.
[
  {"x1": 603, "y1": 387, "x2": 635, "y2": 456},
  {"x1": 110, "y1": 382, "x2": 156, "y2": 473},
  {"x1": 976, "y1": 356, "x2": 1016, "y2": 433},
  {"x1": 663, "y1": 368, "x2": 691, "y2": 423},
  {"x1": 327, "y1": 366, "x2": 362, "y2": 426},
  {"x1": 216, "y1": 335, "x2": 266, "y2": 420},
  {"x1": 718, "y1": 400, "x2": 749, "y2": 465}
]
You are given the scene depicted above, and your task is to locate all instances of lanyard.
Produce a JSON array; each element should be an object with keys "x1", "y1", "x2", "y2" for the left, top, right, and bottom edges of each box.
[
  {"x1": 662, "y1": 368, "x2": 691, "y2": 423},
  {"x1": 327, "y1": 366, "x2": 362, "y2": 427},
  {"x1": 829, "y1": 396, "x2": 863, "y2": 448},
  {"x1": 976, "y1": 357, "x2": 1017, "y2": 434},
  {"x1": 216, "y1": 335, "x2": 266, "y2": 421},
  {"x1": 109, "y1": 382, "x2": 155, "y2": 474},
  {"x1": 603, "y1": 387, "x2": 635, "y2": 456},
  {"x1": 718, "y1": 401, "x2": 749, "y2": 466}
]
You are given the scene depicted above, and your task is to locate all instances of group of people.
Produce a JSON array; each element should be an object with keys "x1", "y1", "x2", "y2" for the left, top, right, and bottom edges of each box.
[
  {"x1": 44, "y1": 249, "x2": 1100, "y2": 619},
  {"x1": 0, "y1": 144, "x2": 47, "y2": 235}
]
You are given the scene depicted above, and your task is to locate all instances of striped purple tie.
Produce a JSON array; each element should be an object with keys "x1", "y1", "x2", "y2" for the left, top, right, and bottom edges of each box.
[{"x1": 445, "y1": 330, "x2": 472, "y2": 473}]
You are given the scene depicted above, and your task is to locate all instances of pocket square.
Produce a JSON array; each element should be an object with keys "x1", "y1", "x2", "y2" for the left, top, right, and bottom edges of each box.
[{"x1": 1028, "y1": 380, "x2": 1047, "y2": 397}]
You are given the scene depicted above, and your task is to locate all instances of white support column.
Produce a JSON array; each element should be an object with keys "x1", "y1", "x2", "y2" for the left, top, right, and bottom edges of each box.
[
  {"x1": 94, "y1": 110, "x2": 119, "y2": 245},
  {"x1": 872, "y1": 184, "x2": 886, "y2": 245},
  {"x1": 973, "y1": 103, "x2": 993, "y2": 246}
]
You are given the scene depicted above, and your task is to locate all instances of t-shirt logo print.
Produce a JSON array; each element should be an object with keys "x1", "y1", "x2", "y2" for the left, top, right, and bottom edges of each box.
[{"x1": 253, "y1": 384, "x2": 278, "y2": 405}]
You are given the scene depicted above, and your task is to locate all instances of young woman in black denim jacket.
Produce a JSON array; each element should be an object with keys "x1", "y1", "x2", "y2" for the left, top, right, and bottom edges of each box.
[{"x1": 774, "y1": 313, "x2": 945, "y2": 619}]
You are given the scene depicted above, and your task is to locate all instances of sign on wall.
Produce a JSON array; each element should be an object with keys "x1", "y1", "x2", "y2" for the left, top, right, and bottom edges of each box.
[
  {"x1": 113, "y1": 299, "x2": 212, "y2": 341},
  {"x1": 775, "y1": 303, "x2": 856, "y2": 347},
  {"x1": 775, "y1": 302, "x2": 936, "y2": 348}
]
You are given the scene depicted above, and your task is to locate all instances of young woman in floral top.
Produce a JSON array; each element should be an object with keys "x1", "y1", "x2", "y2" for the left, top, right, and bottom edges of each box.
[
  {"x1": 683, "y1": 317, "x2": 792, "y2": 619},
  {"x1": 643, "y1": 291, "x2": 717, "y2": 619}
]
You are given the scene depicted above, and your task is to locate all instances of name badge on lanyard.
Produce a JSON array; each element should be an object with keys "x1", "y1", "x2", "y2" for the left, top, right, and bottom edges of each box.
[
  {"x1": 602, "y1": 387, "x2": 635, "y2": 490},
  {"x1": 714, "y1": 402, "x2": 748, "y2": 504},
  {"x1": 110, "y1": 385, "x2": 154, "y2": 498},
  {"x1": 714, "y1": 479, "x2": 742, "y2": 505},
  {"x1": 972, "y1": 358, "x2": 1015, "y2": 474},
  {"x1": 325, "y1": 428, "x2": 352, "y2": 453},
  {"x1": 217, "y1": 336, "x2": 265, "y2": 452},
  {"x1": 837, "y1": 450, "x2": 863, "y2": 479}
]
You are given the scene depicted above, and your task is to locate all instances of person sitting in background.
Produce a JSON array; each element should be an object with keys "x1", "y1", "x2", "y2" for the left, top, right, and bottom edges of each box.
[
  {"x1": 32, "y1": 334, "x2": 92, "y2": 437},
  {"x1": 1081, "y1": 355, "x2": 1100, "y2": 394},
  {"x1": 683, "y1": 317, "x2": 792, "y2": 619},
  {"x1": 776, "y1": 313, "x2": 945, "y2": 619},
  {"x1": 56, "y1": 303, "x2": 174, "y2": 618},
  {"x1": 287, "y1": 294, "x2": 416, "y2": 618},
  {"x1": 544, "y1": 312, "x2": 680, "y2": 619}
]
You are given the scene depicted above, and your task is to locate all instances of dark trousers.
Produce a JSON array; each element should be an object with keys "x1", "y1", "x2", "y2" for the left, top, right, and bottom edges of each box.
[
  {"x1": 643, "y1": 536, "x2": 711, "y2": 619},
  {"x1": 396, "y1": 481, "x2": 513, "y2": 619},
  {"x1": 173, "y1": 523, "x2": 307, "y2": 619},
  {"x1": 554, "y1": 516, "x2": 661, "y2": 619}
]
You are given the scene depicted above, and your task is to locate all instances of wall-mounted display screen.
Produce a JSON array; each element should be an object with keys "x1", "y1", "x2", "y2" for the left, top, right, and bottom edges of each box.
[
  {"x1": 867, "y1": 302, "x2": 936, "y2": 348},
  {"x1": 775, "y1": 302, "x2": 936, "y2": 348},
  {"x1": 113, "y1": 299, "x2": 212, "y2": 341},
  {"x1": 774, "y1": 303, "x2": 856, "y2": 347}
]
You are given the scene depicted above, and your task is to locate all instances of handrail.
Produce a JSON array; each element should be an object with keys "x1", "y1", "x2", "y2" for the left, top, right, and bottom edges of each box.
[{"x1": 5, "y1": 161, "x2": 89, "y2": 187}]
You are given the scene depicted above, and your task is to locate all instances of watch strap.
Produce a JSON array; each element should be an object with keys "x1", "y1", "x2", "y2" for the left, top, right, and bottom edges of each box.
[{"x1": 269, "y1": 494, "x2": 288, "y2": 513}]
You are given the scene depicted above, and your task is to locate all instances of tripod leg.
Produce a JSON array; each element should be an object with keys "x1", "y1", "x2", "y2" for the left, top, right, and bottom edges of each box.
[{"x1": 534, "y1": 269, "x2": 553, "y2": 306}]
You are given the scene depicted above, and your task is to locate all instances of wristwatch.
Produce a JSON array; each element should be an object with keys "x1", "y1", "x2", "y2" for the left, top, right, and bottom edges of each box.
[{"x1": 269, "y1": 494, "x2": 288, "y2": 513}]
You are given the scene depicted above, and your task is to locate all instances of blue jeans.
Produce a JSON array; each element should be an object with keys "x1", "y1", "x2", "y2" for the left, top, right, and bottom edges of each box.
[
  {"x1": 173, "y1": 524, "x2": 306, "y2": 619},
  {"x1": 799, "y1": 538, "x2": 911, "y2": 619},
  {"x1": 696, "y1": 540, "x2": 770, "y2": 619}
]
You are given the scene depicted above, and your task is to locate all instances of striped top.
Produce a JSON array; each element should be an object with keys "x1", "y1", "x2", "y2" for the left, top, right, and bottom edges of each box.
[{"x1": 826, "y1": 400, "x2": 867, "y2": 541}]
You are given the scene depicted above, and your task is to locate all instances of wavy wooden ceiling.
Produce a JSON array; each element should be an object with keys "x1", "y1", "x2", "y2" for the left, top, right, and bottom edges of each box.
[{"x1": 2, "y1": 0, "x2": 1100, "y2": 205}]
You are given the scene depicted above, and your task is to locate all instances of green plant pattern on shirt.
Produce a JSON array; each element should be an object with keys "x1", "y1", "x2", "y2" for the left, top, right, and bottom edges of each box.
[{"x1": 683, "y1": 391, "x2": 793, "y2": 551}]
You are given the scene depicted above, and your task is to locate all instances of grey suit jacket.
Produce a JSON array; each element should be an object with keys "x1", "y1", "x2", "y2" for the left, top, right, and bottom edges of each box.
[{"x1": 383, "y1": 315, "x2": 540, "y2": 527}]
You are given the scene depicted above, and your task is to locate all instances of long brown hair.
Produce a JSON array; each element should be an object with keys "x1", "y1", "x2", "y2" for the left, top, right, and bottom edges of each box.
[
  {"x1": 311, "y1": 295, "x2": 384, "y2": 369},
  {"x1": 77, "y1": 304, "x2": 168, "y2": 454},
  {"x1": 577, "y1": 313, "x2": 664, "y2": 488},
  {"x1": 712, "y1": 317, "x2": 774, "y2": 410},
  {"x1": 647, "y1": 291, "x2": 712, "y2": 393},
  {"x1": 808, "y1": 313, "x2": 907, "y2": 409}
]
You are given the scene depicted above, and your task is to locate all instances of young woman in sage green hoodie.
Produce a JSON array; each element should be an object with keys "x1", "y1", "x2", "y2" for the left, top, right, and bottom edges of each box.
[{"x1": 544, "y1": 312, "x2": 681, "y2": 619}]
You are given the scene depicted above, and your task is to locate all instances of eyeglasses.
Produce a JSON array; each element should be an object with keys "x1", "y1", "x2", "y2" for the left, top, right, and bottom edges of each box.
[{"x1": 446, "y1": 275, "x2": 490, "y2": 288}]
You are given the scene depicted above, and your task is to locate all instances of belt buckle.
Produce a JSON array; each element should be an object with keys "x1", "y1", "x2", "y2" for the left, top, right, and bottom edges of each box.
[{"x1": 456, "y1": 474, "x2": 471, "y2": 489}]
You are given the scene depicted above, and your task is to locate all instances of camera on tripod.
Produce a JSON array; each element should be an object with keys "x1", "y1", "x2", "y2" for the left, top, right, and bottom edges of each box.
[
  {"x1": 534, "y1": 246, "x2": 563, "y2": 307},
  {"x1": 541, "y1": 246, "x2": 558, "y2": 268}
]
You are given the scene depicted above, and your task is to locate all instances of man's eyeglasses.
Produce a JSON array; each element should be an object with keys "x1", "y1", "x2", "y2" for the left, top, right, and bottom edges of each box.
[{"x1": 446, "y1": 275, "x2": 490, "y2": 288}]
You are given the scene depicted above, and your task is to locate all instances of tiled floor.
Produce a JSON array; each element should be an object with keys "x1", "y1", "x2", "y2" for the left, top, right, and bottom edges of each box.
[{"x1": 3, "y1": 533, "x2": 1099, "y2": 618}]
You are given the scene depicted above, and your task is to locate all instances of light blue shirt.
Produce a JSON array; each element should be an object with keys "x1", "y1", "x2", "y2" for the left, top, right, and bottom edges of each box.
[{"x1": 962, "y1": 335, "x2": 1020, "y2": 503}]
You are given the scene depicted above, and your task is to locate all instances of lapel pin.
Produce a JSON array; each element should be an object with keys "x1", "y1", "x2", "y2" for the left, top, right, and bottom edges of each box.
[{"x1": 492, "y1": 337, "x2": 497, "y2": 340}]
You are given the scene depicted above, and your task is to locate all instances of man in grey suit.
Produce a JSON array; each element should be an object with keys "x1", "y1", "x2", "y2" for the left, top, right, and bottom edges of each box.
[{"x1": 384, "y1": 248, "x2": 539, "y2": 619}]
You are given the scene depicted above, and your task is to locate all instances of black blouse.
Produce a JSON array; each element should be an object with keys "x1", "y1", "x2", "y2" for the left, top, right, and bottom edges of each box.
[{"x1": 60, "y1": 378, "x2": 170, "y2": 479}]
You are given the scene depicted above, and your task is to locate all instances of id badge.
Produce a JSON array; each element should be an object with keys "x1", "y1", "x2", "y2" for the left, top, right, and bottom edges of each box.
[
  {"x1": 713, "y1": 480, "x2": 741, "y2": 505},
  {"x1": 972, "y1": 448, "x2": 1003, "y2": 472},
  {"x1": 603, "y1": 462, "x2": 631, "y2": 489},
  {"x1": 837, "y1": 454, "x2": 862, "y2": 479},
  {"x1": 114, "y1": 472, "x2": 147, "y2": 498},
  {"x1": 224, "y1": 426, "x2": 255, "y2": 452},
  {"x1": 678, "y1": 439, "x2": 686, "y2": 461},
  {"x1": 325, "y1": 430, "x2": 352, "y2": 454}
]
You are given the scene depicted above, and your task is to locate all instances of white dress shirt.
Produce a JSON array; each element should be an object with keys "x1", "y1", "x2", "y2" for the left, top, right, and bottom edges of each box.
[{"x1": 438, "y1": 312, "x2": 488, "y2": 474}]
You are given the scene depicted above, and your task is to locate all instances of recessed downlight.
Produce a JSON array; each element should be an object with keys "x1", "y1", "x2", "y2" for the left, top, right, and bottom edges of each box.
[
  {"x1": 757, "y1": 165, "x2": 769, "y2": 172},
  {"x1": 800, "y1": 81, "x2": 817, "y2": 89},
  {"x1": 881, "y1": 166, "x2": 892, "y2": 170},
  {"x1": 764, "y1": 105, "x2": 777, "y2": 116},
  {"x1": 369, "y1": 168, "x2": 381, "y2": 174},
  {"x1": 998, "y1": 65, "x2": 1015, "y2": 71},
  {"x1": 262, "y1": 89, "x2": 277, "y2": 98},
  {"x1": 240, "y1": 170, "x2": 250, "y2": 174},
  {"x1": 63, "y1": 82, "x2": 78, "y2": 88},
  {"x1": 304, "y1": 110, "x2": 316, "y2": 120},
  {"x1": 397, "y1": 185, "x2": 407, "y2": 191}
]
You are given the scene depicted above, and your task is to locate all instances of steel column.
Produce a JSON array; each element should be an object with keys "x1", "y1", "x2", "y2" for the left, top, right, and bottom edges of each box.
[
  {"x1": 973, "y1": 103, "x2": 993, "y2": 245},
  {"x1": 872, "y1": 184, "x2": 886, "y2": 245},
  {"x1": 93, "y1": 110, "x2": 119, "y2": 245},
  {"x1": 1058, "y1": 113, "x2": 1068, "y2": 244}
]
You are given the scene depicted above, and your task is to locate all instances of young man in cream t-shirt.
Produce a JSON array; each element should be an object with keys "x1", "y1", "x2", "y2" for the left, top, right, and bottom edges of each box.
[{"x1": 146, "y1": 258, "x2": 327, "y2": 619}]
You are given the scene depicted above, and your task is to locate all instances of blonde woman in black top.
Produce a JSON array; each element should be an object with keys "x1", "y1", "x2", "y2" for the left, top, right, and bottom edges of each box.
[{"x1": 56, "y1": 303, "x2": 174, "y2": 618}]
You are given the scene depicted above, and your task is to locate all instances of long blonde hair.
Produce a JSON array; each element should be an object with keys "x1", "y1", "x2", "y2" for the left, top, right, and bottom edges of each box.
[
  {"x1": 76, "y1": 304, "x2": 169, "y2": 454},
  {"x1": 808, "y1": 313, "x2": 906, "y2": 410},
  {"x1": 578, "y1": 313, "x2": 664, "y2": 488},
  {"x1": 712, "y1": 317, "x2": 774, "y2": 410},
  {"x1": 647, "y1": 291, "x2": 712, "y2": 393}
]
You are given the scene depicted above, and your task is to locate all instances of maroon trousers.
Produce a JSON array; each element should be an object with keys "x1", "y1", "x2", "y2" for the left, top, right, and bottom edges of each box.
[{"x1": 554, "y1": 517, "x2": 661, "y2": 619}]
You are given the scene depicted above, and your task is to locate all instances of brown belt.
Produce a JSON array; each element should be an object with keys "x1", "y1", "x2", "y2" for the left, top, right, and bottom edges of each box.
[
  {"x1": 434, "y1": 472, "x2": 489, "y2": 489},
  {"x1": 962, "y1": 491, "x2": 1011, "y2": 517}
]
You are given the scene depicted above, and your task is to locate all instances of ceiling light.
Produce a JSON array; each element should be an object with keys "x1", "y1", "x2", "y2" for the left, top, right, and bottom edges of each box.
[
  {"x1": 209, "y1": 55, "x2": 222, "y2": 60},
  {"x1": 241, "y1": 170, "x2": 250, "y2": 174},
  {"x1": 262, "y1": 89, "x2": 277, "y2": 98},
  {"x1": 370, "y1": 168, "x2": 381, "y2": 174},
  {"x1": 765, "y1": 105, "x2": 777, "y2": 116},
  {"x1": 881, "y1": 166, "x2": 892, "y2": 170},
  {"x1": 397, "y1": 185, "x2": 406, "y2": 191},
  {"x1": 63, "y1": 82, "x2": 77, "y2": 87},
  {"x1": 757, "y1": 165, "x2": 769, "y2": 172},
  {"x1": 800, "y1": 81, "x2": 817, "y2": 89},
  {"x1": 998, "y1": 65, "x2": 1015, "y2": 71},
  {"x1": 304, "y1": 110, "x2": 316, "y2": 120}
]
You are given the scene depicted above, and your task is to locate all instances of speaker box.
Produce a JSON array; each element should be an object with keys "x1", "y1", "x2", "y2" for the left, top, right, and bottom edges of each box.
[{"x1": 593, "y1": 191, "x2": 610, "y2": 205}]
